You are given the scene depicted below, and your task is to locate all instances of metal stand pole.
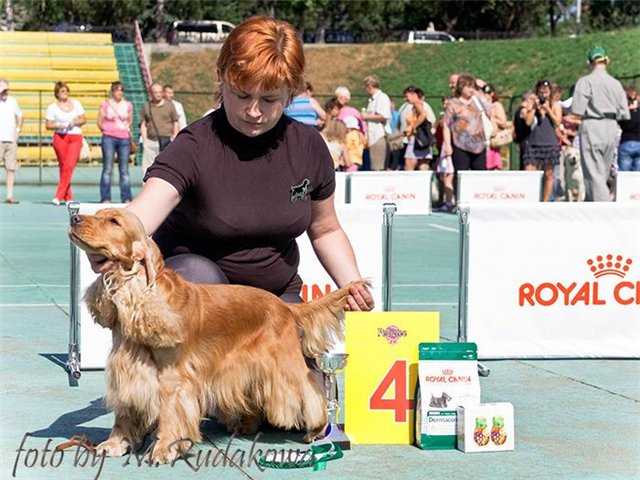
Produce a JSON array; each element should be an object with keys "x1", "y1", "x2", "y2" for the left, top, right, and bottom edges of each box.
[
  {"x1": 382, "y1": 203, "x2": 397, "y2": 312},
  {"x1": 457, "y1": 207, "x2": 490, "y2": 377},
  {"x1": 67, "y1": 202, "x2": 81, "y2": 382}
]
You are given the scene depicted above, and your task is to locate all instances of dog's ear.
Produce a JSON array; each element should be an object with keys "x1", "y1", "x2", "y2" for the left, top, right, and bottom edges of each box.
[{"x1": 132, "y1": 238, "x2": 157, "y2": 287}]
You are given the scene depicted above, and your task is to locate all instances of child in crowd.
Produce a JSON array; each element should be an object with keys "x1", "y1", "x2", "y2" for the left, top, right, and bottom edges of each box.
[{"x1": 343, "y1": 116, "x2": 366, "y2": 172}]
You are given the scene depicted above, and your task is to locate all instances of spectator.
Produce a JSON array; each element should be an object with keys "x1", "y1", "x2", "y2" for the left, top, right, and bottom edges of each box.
[
  {"x1": 324, "y1": 97, "x2": 341, "y2": 120},
  {"x1": 343, "y1": 116, "x2": 366, "y2": 172},
  {"x1": 571, "y1": 46, "x2": 630, "y2": 201},
  {"x1": 403, "y1": 86, "x2": 436, "y2": 171},
  {"x1": 284, "y1": 81, "x2": 326, "y2": 128},
  {"x1": 617, "y1": 85, "x2": 640, "y2": 171},
  {"x1": 361, "y1": 75, "x2": 392, "y2": 171},
  {"x1": 140, "y1": 82, "x2": 179, "y2": 177},
  {"x1": 435, "y1": 96, "x2": 455, "y2": 212},
  {"x1": 513, "y1": 91, "x2": 537, "y2": 170},
  {"x1": 442, "y1": 74, "x2": 489, "y2": 177},
  {"x1": 320, "y1": 112, "x2": 347, "y2": 170},
  {"x1": 448, "y1": 73, "x2": 460, "y2": 96},
  {"x1": 522, "y1": 79, "x2": 563, "y2": 201},
  {"x1": 387, "y1": 99, "x2": 406, "y2": 170},
  {"x1": 0, "y1": 79, "x2": 23, "y2": 204},
  {"x1": 483, "y1": 83, "x2": 510, "y2": 170},
  {"x1": 97, "y1": 81, "x2": 133, "y2": 203},
  {"x1": 45, "y1": 81, "x2": 86, "y2": 206},
  {"x1": 335, "y1": 86, "x2": 365, "y2": 133},
  {"x1": 163, "y1": 85, "x2": 187, "y2": 130}
]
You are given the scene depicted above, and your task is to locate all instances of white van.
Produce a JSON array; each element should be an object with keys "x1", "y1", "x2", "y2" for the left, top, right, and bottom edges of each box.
[
  {"x1": 169, "y1": 20, "x2": 235, "y2": 44},
  {"x1": 407, "y1": 31, "x2": 456, "y2": 44}
]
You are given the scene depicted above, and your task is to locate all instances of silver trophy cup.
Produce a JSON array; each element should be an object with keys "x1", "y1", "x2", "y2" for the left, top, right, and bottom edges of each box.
[{"x1": 316, "y1": 352, "x2": 350, "y2": 450}]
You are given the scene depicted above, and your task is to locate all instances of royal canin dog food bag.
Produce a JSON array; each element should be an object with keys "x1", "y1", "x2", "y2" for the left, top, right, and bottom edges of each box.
[{"x1": 415, "y1": 343, "x2": 481, "y2": 450}]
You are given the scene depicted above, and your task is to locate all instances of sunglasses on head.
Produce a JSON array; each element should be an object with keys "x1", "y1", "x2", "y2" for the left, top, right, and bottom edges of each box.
[{"x1": 0, "y1": 89, "x2": 8, "y2": 95}]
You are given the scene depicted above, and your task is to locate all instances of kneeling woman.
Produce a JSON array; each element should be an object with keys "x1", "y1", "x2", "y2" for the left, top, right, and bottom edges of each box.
[{"x1": 89, "y1": 16, "x2": 373, "y2": 311}]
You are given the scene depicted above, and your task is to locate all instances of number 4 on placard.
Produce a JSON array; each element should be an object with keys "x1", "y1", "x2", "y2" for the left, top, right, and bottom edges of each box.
[{"x1": 369, "y1": 360, "x2": 415, "y2": 422}]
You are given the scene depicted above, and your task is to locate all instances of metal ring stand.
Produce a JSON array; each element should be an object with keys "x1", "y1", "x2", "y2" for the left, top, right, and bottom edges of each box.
[
  {"x1": 382, "y1": 203, "x2": 397, "y2": 312},
  {"x1": 67, "y1": 201, "x2": 82, "y2": 382},
  {"x1": 457, "y1": 207, "x2": 490, "y2": 377}
]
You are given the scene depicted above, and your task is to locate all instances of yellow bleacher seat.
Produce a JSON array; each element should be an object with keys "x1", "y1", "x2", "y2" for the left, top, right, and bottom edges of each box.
[
  {"x1": 0, "y1": 69, "x2": 119, "y2": 83},
  {"x1": 21, "y1": 123, "x2": 103, "y2": 137},
  {"x1": 22, "y1": 109, "x2": 99, "y2": 121},
  {"x1": 0, "y1": 45, "x2": 115, "y2": 57},
  {"x1": 13, "y1": 95, "x2": 107, "y2": 108},
  {"x1": 0, "y1": 32, "x2": 112, "y2": 45},
  {"x1": 0, "y1": 56, "x2": 117, "y2": 70},
  {"x1": 8, "y1": 82, "x2": 111, "y2": 93},
  {"x1": 17, "y1": 145, "x2": 104, "y2": 163}
]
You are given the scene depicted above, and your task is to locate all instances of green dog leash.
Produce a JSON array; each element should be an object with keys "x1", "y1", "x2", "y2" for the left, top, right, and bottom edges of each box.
[{"x1": 257, "y1": 442, "x2": 343, "y2": 471}]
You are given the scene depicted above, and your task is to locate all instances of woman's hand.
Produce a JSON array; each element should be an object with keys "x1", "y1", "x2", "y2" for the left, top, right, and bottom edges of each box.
[
  {"x1": 443, "y1": 143, "x2": 453, "y2": 157},
  {"x1": 344, "y1": 282, "x2": 375, "y2": 311},
  {"x1": 87, "y1": 253, "x2": 115, "y2": 274}
]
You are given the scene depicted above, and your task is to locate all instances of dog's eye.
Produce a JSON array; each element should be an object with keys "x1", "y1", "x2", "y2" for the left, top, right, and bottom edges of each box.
[{"x1": 110, "y1": 218, "x2": 120, "y2": 226}]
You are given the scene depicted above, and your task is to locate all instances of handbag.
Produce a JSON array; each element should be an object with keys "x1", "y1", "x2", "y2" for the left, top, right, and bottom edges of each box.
[
  {"x1": 472, "y1": 96, "x2": 493, "y2": 148},
  {"x1": 414, "y1": 120, "x2": 434, "y2": 149},
  {"x1": 490, "y1": 122, "x2": 514, "y2": 148},
  {"x1": 387, "y1": 132, "x2": 405, "y2": 151}
]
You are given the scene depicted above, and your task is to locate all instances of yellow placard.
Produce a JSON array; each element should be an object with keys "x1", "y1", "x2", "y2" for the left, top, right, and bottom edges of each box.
[{"x1": 344, "y1": 311, "x2": 439, "y2": 444}]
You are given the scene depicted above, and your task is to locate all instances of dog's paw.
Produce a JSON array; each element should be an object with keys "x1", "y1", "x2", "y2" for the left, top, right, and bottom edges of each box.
[
  {"x1": 96, "y1": 438, "x2": 129, "y2": 457},
  {"x1": 150, "y1": 443, "x2": 181, "y2": 465}
]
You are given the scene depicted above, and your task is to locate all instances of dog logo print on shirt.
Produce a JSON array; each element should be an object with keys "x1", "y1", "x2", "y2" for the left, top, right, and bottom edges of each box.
[{"x1": 290, "y1": 178, "x2": 312, "y2": 204}]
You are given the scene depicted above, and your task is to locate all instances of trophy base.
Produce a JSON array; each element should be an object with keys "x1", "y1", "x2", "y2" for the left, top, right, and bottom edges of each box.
[{"x1": 315, "y1": 423, "x2": 351, "y2": 450}]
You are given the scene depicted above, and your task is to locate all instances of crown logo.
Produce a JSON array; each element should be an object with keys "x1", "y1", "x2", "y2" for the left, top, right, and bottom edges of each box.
[
  {"x1": 442, "y1": 369, "x2": 453, "y2": 375},
  {"x1": 586, "y1": 254, "x2": 633, "y2": 278}
]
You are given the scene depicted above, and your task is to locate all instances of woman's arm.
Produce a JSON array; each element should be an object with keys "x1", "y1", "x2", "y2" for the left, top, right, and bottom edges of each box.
[
  {"x1": 97, "y1": 109, "x2": 104, "y2": 132},
  {"x1": 73, "y1": 114, "x2": 86, "y2": 127},
  {"x1": 310, "y1": 97, "x2": 327, "y2": 122},
  {"x1": 88, "y1": 177, "x2": 181, "y2": 273},
  {"x1": 307, "y1": 195, "x2": 374, "y2": 311},
  {"x1": 492, "y1": 102, "x2": 508, "y2": 129}
]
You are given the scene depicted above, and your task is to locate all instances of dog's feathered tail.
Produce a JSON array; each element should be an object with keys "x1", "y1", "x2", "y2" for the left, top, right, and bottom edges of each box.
[{"x1": 288, "y1": 280, "x2": 369, "y2": 357}]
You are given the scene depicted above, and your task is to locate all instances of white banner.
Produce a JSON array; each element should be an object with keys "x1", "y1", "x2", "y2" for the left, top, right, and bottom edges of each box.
[
  {"x1": 457, "y1": 171, "x2": 543, "y2": 204},
  {"x1": 73, "y1": 204, "x2": 385, "y2": 369},
  {"x1": 348, "y1": 171, "x2": 432, "y2": 215},
  {"x1": 75, "y1": 203, "x2": 126, "y2": 369},
  {"x1": 334, "y1": 171, "x2": 348, "y2": 205},
  {"x1": 463, "y1": 203, "x2": 640, "y2": 359},
  {"x1": 616, "y1": 172, "x2": 640, "y2": 202}
]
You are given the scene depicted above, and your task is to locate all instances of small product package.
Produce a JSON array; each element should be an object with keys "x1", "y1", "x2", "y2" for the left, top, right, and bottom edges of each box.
[
  {"x1": 415, "y1": 343, "x2": 481, "y2": 450},
  {"x1": 456, "y1": 402, "x2": 515, "y2": 453}
]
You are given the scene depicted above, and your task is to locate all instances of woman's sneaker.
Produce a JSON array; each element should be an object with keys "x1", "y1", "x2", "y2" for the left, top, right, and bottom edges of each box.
[{"x1": 51, "y1": 198, "x2": 61, "y2": 206}]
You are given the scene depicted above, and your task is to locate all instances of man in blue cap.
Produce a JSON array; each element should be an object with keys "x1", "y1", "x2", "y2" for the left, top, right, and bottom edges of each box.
[{"x1": 571, "y1": 46, "x2": 630, "y2": 201}]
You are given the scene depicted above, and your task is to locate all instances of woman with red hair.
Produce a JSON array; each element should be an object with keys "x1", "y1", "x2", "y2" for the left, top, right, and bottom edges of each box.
[{"x1": 88, "y1": 17, "x2": 373, "y2": 311}]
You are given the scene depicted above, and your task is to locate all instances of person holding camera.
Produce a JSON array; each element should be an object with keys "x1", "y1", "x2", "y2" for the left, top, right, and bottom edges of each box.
[{"x1": 521, "y1": 79, "x2": 562, "y2": 201}]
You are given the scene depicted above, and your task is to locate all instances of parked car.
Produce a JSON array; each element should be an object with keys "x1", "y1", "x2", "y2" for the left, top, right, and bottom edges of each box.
[
  {"x1": 407, "y1": 30, "x2": 456, "y2": 44},
  {"x1": 168, "y1": 20, "x2": 235, "y2": 44}
]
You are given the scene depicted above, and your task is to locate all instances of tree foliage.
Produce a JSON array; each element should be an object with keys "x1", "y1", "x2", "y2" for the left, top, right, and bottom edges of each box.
[{"x1": 2, "y1": 0, "x2": 639, "y2": 40}]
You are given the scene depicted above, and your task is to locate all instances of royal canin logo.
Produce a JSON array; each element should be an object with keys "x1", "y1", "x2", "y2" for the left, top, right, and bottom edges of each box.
[
  {"x1": 377, "y1": 325, "x2": 407, "y2": 345},
  {"x1": 519, "y1": 254, "x2": 639, "y2": 307},
  {"x1": 442, "y1": 369, "x2": 453, "y2": 375}
]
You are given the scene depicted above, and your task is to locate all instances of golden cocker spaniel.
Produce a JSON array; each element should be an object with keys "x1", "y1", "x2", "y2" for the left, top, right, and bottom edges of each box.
[{"x1": 69, "y1": 208, "x2": 361, "y2": 464}]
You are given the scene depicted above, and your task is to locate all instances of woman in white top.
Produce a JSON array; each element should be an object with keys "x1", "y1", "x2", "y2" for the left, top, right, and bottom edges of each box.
[{"x1": 45, "y1": 81, "x2": 86, "y2": 205}]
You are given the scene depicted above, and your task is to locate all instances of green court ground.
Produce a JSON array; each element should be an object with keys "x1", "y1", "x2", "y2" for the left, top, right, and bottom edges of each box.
[{"x1": 1, "y1": 168, "x2": 639, "y2": 480}]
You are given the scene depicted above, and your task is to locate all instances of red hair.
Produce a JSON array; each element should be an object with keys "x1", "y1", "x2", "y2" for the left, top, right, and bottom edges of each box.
[{"x1": 217, "y1": 16, "x2": 305, "y2": 95}]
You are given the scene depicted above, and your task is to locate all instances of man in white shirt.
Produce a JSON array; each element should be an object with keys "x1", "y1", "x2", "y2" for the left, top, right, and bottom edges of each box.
[
  {"x1": 0, "y1": 79, "x2": 23, "y2": 204},
  {"x1": 361, "y1": 75, "x2": 392, "y2": 171},
  {"x1": 163, "y1": 85, "x2": 187, "y2": 130}
]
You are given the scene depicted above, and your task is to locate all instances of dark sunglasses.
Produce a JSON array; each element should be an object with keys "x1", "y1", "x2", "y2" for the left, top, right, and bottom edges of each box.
[{"x1": 0, "y1": 89, "x2": 8, "y2": 94}]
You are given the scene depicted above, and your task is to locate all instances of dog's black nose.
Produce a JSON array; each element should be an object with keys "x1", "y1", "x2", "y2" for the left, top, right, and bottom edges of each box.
[{"x1": 70, "y1": 215, "x2": 82, "y2": 226}]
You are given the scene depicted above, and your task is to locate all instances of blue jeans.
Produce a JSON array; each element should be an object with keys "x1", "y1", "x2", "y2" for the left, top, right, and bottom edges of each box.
[
  {"x1": 100, "y1": 135, "x2": 132, "y2": 202},
  {"x1": 618, "y1": 140, "x2": 640, "y2": 171}
]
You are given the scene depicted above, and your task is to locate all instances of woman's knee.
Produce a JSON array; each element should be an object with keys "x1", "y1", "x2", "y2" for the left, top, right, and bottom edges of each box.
[{"x1": 164, "y1": 254, "x2": 229, "y2": 284}]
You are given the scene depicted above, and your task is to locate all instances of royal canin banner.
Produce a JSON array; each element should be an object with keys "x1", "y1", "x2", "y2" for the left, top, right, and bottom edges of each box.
[
  {"x1": 464, "y1": 203, "x2": 640, "y2": 358},
  {"x1": 616, "y1": 172, "x2": 640, "y2": 202},
  {"x1": 348, "y1": 171, "x2": 432, "y2": 215},
  {"x1": 457, "y1": 171, "x2": 543, "y2": 204}
]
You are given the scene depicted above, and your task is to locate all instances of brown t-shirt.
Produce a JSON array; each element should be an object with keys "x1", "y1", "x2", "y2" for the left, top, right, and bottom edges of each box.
[
  {"x1": 142, "y1": 101, "x2": 178, "y2": 140},
  {"x1": 144, "y1": 108, "x2": 336, "y2": 295}
]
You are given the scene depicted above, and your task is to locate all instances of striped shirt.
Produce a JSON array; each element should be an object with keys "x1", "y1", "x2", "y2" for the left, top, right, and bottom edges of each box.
[{"x1": 284, "y1": 95, "x2": 319, "y2": 126}]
